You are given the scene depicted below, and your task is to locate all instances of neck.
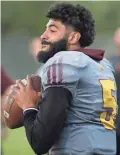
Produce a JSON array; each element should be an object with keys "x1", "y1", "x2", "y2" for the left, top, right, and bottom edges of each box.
[{"x1": 68, "y1": 44, "x2": 81, "y2": 51}]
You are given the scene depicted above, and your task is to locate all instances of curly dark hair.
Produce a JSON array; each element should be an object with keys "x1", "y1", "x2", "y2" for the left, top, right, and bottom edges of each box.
[{"x1": 46, "y1": 3, "x2": 95, "y2": 47}]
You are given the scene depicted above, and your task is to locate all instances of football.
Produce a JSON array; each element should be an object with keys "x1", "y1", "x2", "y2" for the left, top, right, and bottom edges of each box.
[{"x1": 3, "y1": 75, "x2": 41, "y2": 129}]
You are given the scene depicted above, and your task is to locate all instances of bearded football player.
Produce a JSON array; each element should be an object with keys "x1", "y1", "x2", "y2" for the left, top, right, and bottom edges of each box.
[{"x1": 10, "y1": 3, "x2": 117, "y2": 155}]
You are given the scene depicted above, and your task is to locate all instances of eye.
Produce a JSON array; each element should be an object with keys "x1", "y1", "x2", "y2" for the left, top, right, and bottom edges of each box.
[{"x1": 50, "y1": 30, "x2": 57, "y2": 33}]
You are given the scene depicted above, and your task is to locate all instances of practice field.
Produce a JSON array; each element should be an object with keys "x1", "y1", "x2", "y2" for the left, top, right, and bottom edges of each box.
[{"x1": 2, "y1": 127, "x2": 34, "y2": 155}]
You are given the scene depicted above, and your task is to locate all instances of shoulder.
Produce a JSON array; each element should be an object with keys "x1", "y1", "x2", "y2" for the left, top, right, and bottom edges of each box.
[
  {"x1": 41, "y1": 51, "x2": 87, "y2": 86},
  {"x1": 44, "y1": 51, "x2": 88, "y2": 70},
  {"x1": 102, "y1": 58, "x2": 115, "y2": 73}
]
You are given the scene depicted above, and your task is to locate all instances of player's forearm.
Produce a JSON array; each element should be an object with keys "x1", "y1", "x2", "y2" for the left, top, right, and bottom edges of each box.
[
  {"x1": 23, "y1": 110, "x2": 50, "y2": 155},
  {"x1": 23, "y1": 87, "x2": 72, "y2": 155}
]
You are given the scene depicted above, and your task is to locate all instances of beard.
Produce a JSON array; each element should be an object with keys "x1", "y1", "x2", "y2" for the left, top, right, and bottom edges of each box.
[{"x1": 36, "y1": 38, "x2": 68, "y2": 63}]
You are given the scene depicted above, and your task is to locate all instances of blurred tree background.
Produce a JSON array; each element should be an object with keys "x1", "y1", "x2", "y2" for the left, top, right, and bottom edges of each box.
[
  {"x1": 1, "y1": 1, "x2": 120, "y2": 80},
  {"x1": 1, "y1": 1, "x2": 120, "y2": 36},
  {"x1": 1, "y1": 1, "x2": 120, "y2": 155}
]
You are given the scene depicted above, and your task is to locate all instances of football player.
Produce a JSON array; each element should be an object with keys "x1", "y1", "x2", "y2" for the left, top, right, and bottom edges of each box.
[
  {"x1": 111, "y1": 28, "x2": 120, "y2": 155},
  {"x1": 10, "y1": 3, "x2": 117, "y2": 155},
  {"x1": 1, "y1": 67, "x2": 14, "y2": 155}
]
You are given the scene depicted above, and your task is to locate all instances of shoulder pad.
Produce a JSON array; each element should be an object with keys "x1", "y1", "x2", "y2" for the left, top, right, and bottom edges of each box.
[{"x1": 42, "y1": 52, "x2": 85, "y2": 87}]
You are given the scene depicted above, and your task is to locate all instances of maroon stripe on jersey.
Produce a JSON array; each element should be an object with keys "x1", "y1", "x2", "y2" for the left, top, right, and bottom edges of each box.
[
  {"x1": 58, "y1": 58, "x2": 63, "y2": 83},
  {"x1": 52, "y1": 61, "x2": 57, "y2": 84},
  {"x1": 47, "y1": 66, "x2": 51, "y2": 84}
]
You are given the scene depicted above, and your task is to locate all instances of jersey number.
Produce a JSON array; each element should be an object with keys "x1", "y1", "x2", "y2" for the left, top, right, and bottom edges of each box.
[{"x1": 100, "y1": 80, "x2": 117, "y2": 130}]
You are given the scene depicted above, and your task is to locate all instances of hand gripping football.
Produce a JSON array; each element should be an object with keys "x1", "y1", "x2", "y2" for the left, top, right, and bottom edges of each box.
[{"x1": 3, "y1": 75, "x2": 41, "y2": 129}]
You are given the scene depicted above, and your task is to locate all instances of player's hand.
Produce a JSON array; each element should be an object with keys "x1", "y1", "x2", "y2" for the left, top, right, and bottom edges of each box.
[{"x1": 10, "y1": 75, "x2": 41, "y2": 110}]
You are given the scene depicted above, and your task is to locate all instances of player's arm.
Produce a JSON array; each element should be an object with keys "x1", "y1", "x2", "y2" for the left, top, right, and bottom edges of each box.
[
  {"x1": 22, "y1": 56, "x2": 79, "y2": 155},
  {"x1": 23, "y1": 86, "x2": 72, "y2": 155}
]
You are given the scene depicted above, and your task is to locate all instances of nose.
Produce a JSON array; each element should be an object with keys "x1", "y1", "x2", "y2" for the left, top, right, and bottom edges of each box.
[{"x1": 41, "y1": 31, "x2": 48, "y2": 40}]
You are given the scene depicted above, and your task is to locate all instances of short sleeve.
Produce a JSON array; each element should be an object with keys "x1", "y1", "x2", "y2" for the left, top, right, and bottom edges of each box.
[{"x1": 41, "y1": 52, "x2": 83, "y2": 95}]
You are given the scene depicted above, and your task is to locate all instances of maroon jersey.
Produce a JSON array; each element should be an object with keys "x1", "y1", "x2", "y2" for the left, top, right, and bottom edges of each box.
[{"x1": 1, "y1": 67, "x2": 13, "y2": 95}]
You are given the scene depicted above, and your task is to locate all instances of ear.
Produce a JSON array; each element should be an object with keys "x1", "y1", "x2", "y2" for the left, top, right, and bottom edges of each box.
[{"x1": 68, "y1": 32, "x2": 81, "y2": 45}]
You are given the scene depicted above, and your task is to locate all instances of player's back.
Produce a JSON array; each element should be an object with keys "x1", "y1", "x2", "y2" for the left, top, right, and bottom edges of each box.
[{"x1": 42, "y1": 51, "x2": 117, "y2": 155}]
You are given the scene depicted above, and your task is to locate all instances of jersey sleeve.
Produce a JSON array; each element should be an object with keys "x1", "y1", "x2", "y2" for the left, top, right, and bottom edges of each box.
[{"x1": 41, "y1": 52, "x2": 86, "y2": 95}]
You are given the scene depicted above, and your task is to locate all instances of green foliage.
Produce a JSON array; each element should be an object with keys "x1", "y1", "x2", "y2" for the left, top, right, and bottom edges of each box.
[
  {"x1": 2, "y1": 128, "x2": 34, "y2": 155},
  {"x1": 2, "y1": 128, "x2": 48, "y2": 155},
  {"x1": 1, "y1": 1, "x2": 120, "y2": 36}
]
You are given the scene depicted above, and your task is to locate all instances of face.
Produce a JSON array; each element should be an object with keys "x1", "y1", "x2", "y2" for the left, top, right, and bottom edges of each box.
[{"x1": 36, "y1": 19, "x2": 69, "y2": 63}]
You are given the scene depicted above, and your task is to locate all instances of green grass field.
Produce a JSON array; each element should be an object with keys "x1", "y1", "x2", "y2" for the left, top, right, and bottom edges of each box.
[{"x1": 2, "y1": 127, "x2": 34, "y2": 155}]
